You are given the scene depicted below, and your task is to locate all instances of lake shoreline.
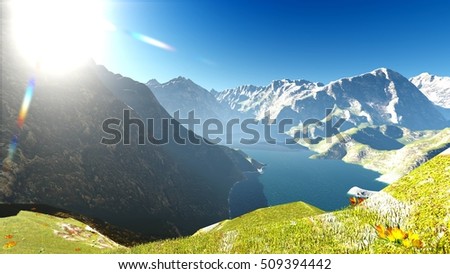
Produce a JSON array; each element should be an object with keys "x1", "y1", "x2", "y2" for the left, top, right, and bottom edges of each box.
[{"x1": 238, "y1": 147, "x2": 385, "y2": 211}]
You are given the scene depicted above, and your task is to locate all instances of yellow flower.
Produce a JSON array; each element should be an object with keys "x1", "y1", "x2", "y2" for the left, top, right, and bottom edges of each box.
[
  {"x1": 386, "y1": 227, "x2": 407, "y2": 242},
  {"x1": 402, "y1": 239, "x2": 412, "y2": 247},
  {"x1": 3, "y1": 241, "x2": 17, "y2": 249},
  {"x1": 376, "y1": 226, "x2": 423, "y2": 248},
  {"x1": 391, "y1": 227, "x2": 408, "y2": 240},
  {"x1": 412, "y1": 239, "x2": 423, "y2": 248},
  {"x1": 408, "y1": 232, "x2": 420, "y2": 241},
  {"x1": 375, "y1": 225, "x2": 387, "y2": 239},
  {"x1": 407, "y1": 232, "x2": 423, "y2": 248}
]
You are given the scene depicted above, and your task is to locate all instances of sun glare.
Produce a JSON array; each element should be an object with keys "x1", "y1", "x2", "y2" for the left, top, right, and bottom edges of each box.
[{"x1": 10, "y1": 0, "x2": 109, "y2": 74}]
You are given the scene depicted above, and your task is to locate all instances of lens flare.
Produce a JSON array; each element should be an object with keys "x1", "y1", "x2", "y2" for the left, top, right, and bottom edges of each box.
[
  {"x1": 125, "y1": 30, "x2": 175, "y2": 52},
  {"x1": 7, "y1": 76, "x2": 36, "y2": 161},
  {"x1": 5, "y1": 11, "x2": 174, "y2": 161},
  {"x1": 8, "y1": 77, "x2": 36, "y2": 160},
  {"x1": 7, "y1": 135, "x2": 19, "y2": 161},
  {"x1": 17, "y1": 77, "x2": 36, "y2": 129}
]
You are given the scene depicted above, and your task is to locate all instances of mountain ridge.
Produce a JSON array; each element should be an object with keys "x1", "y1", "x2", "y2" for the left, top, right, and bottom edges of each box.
[
  {"x1": 214, "y1": 67, "x2": 447, "y2": 130},
  {"x1": 1, "y1": 30, "x2": 264, "y2": 239},
  {"x1": 410, "y1": 72, "x2": 450, "y2": 108},
  {"x1": 410, "y1": 72, "x2": 450, "y2": 120}
]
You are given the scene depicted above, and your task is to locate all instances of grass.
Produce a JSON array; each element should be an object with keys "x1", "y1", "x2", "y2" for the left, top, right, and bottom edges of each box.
[
  {"x1": 0, "y1": 211, "x2": 123, "y2": 254},
  {"x1": 1, "y1": 153, "x2": 448, "y2": 254},
  {"x1": 123, "y1": 154, "x2": 450, "y2": 254},
  {"x1": 384, "y1": 155, "x2": 450, "y2": 253},
  {"x1": 128, "y1": 202, "x2": 324, "y2": 254}
]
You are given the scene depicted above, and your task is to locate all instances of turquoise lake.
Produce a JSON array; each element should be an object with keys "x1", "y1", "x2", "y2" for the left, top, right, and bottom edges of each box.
[{"x1": 242, "y1": 146, "x2": 386, "y2": 211}]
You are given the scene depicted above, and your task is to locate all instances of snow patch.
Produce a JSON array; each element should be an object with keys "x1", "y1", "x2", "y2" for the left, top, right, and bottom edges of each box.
[{"x1": 385, "y1": 82, "x2": 399, "y2": 124}]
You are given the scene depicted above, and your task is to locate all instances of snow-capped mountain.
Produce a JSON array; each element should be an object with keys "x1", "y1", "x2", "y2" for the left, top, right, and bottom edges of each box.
[
  {"x1": 147, "y1": 77, "x2": 238, "y2": 123},
  {"x1": 410, "y1": 73, "x2": 450, "y2": 108},
  {"x1": 216, "y1": 68, "x2": 448, "y2": 130},
  {"x1": 216, "y1": 79, "x2": 324, "y2": 121}
]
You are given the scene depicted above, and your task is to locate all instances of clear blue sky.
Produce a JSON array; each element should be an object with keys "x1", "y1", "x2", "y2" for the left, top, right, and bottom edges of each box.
[{"x1": 99, "y1": 0, "x2": 450, "y2": 91}]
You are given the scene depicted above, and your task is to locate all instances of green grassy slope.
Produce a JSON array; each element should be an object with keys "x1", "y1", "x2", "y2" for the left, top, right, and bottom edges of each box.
[
  {"x1": 0, "y1": 211, "x2": 123, "y2": 254},
  {"x1": 128, "y1": 154, "x2": 450, "y2": 254},
  {"x1": 130, "y1": 202, "x2": 324, "y2": 253}
]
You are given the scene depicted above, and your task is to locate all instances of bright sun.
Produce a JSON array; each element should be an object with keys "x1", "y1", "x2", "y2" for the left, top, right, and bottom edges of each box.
[{"x1": 11, "y1": 0, "x2": 110, "y2": 74}]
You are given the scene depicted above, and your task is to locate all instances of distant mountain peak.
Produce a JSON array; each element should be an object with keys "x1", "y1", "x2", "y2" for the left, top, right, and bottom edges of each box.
[
  {"x1": 172, "y1": 76, "x2": 191, "y2": 82},
  {"x1": 270, "y1": 78, "x2": 313, "y2": 86},
  {"x1": 367, "y1": 67, "x2": 403, "y2": 80},
  {"x1": 147, "y1": 76, "x2": 198, "y2": 89},
  {"x1": 411, "y1": 72, "x2": 441, "y2": 84},
  {"x1": 272, "y1": 78, "x2": 292, "y2": 84},
  {"x1": 146, "y1": 78, "x2": 160, "y2": 86},
  {"x1": 145, "y1": 76, "x2": 238, "y2": 129},
  {"x1": 164, "y1": 76, "x2": 200, "y2": 88},
  {"x1": 410, "y1": 72, "x2": 450, "y2": 108},
  {"x1": 327, "y1": 68, "x2": 400, "y2": 86},
  {"x1": 371, "y1": 67, "x2": 390, "y2": 74},
  {"x1": 417, "y1": 72, "x2": 432, "y2": 77}
]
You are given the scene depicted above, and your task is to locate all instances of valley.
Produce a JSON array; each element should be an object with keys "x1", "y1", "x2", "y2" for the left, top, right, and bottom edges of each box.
[{"x1": 1, "y1": 13, "x2": 449, "y2": 254}]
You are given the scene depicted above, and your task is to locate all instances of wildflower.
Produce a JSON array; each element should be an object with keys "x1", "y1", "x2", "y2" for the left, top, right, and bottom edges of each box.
[
  {"x1": 375, "y1": 225, "x2": 387, "y2": 239},
  {"x1": 375, "y1": 225, "x2": 423, "y2": 249},
  {"x1": 408, "y1": 233, "x2": 423, "y2": 248},
  {"x1": 387, "y1": 227, "x2": 407, "y2": 242},
  {"x1": 4, "y1": 234, "x2": 13, "y2": 239},
  {"x1": 402, "y1": 239, "x2": 412, "y2": 247},
  {"x1": 3, "y1": 241, "x2": 17, "y2": 249}
]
